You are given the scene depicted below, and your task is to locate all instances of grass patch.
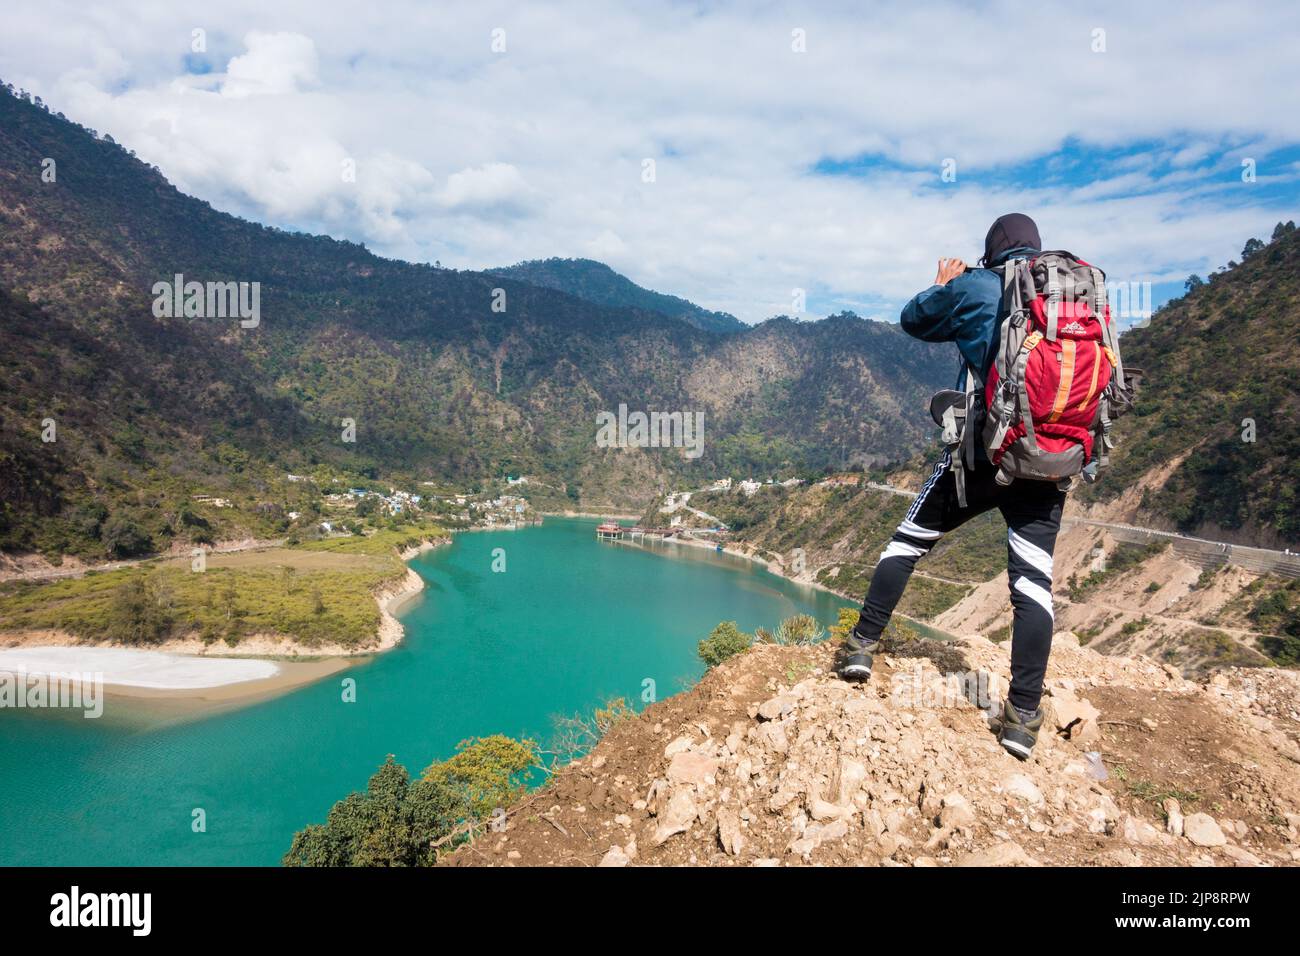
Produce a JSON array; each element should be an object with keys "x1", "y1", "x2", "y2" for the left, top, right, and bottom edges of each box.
[
  {"x1": 0, "y1": 523, "x2": 445, "y2": 649},
  {"x1": 1110, "y1": 764, "x2": 1202, "y2": 809}
]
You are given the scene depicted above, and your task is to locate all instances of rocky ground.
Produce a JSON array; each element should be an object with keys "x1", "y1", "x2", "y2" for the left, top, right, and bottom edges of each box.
[{"x1": 445, "y1": 632, "x2": 1300, "y2": 867}]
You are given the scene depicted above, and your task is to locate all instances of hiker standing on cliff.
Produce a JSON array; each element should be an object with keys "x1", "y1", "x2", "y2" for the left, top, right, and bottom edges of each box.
[{"x1": 838, "y1": 213, "x2": 1133, "y2": 760}]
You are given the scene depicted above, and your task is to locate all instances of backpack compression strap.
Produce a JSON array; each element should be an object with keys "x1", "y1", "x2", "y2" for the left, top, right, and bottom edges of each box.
[{"x1": 1004, "y1": 258, "x2": 1039, "y2": 456}]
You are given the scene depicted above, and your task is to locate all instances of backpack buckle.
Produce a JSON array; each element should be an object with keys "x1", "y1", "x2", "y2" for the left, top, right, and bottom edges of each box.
[{"x1": 1022, "y1": 331, "x2": 1044, "y2": 351}]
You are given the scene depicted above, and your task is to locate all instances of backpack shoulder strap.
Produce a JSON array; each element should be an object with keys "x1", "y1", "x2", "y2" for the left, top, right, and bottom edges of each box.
[
  {"x1": 1043, "y1": 258, "x2": 1062, "y2": 341},
  {"x1": 1089, "y1": 265, "x2": 1125, "y2": 381}
]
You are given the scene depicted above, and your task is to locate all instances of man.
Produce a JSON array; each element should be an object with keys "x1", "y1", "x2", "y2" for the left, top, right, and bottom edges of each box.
[{"x1": 839, "y1": 213, "x2": 1060, "y2": 760}]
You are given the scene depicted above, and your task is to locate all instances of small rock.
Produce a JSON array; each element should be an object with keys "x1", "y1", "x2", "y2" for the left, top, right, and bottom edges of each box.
[
  {"x1": 958, "y1": 841, "x2": 1040, "y2": 867},
  {"x1": 939, "y1": 793, "x2": 976, "y2": 829},
  {"x1": 788, "y1": 837, "x2": 816, "y2": 857},
  {"x1": 667, "y1": 751, "x2": 720, "y2": 786},
  {"x1": 716, "y1": 808, "x2": 745, "y2": 856},
  {"x1": 1121, "y1": 814, "x2": 1162, "y2": 846},
  {"x1": 805, "y1": 818, "x2": 850, "y2": 847},
  {"x1": 1184, "y1": 813, "x2": 1227, "y2": 848},
  {"x1": 758, "y1": 695, "x2": 796, "y2": 721},
  {"x1": 1222, "y1": 844, "x2": 1262, "y2": 867},
  {"x1": 810, "y1": 798, "x2": 855, "y2": 822},
  {"x1": 1001, "y1": 773, "x2": 1044, "y2": 806},
  {"x1": 756, "y1": 722, "x2": 790, "y2": 754},
  {"x1": 598, "y1": 845, "x2": 630, "y2": 867},
  {"x1": 1049, "y1": 687, "x2": 1101, "y2": 741},
  {"x1": 837, "y1": 758, "x2": 868, "y2": 805},
  {"x1": 652, "y1": 789, "x2": 698, "y2": 845},
  {"x1": 663, "y1": 735, "x2": 694, "y2": 758}
]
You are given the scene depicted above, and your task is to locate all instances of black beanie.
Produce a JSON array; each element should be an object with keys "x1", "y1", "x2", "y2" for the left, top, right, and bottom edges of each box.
[{"x1": 981, "y1": 213, "x2": 1041, "y2": 266}]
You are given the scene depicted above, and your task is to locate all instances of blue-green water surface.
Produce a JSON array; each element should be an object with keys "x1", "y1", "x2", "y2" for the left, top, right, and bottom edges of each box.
[{"x1": 0, "y1": 518, "x2": 849, "y2": 865}]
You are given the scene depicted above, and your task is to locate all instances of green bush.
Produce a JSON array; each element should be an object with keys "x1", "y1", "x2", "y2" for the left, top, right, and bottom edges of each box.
[
  {"x1": 100, "y1": 514, "x2": 153, "y2": 558},
  {"x1": 698, "y1": 620, "x2": 751, "y2": 668},
  {"x1": 104, "y1": 577, "x2": 173, "y2": 645},
  {"x1": 283, "y1": 735, "x2": 536, "y2": 867}
]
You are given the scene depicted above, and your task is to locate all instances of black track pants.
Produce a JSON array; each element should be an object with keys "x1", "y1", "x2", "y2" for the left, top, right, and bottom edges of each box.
[{"x1": 847, "y1": 453, "x2": 1066, "y2": 713}]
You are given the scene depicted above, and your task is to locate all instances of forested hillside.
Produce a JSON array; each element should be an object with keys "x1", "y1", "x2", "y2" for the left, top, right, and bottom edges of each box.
[
  {"x1": 1086, "y1": 223, "x2": 1300, "y2": 543},
  {"x1": 0, "y1": 83, "x2": 947, "y2": 557}
]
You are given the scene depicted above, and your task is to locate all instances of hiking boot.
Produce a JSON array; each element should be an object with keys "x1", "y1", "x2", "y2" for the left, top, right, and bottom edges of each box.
[
  {"x1": 838, "y1": 641, "x2": 878, "y2": 682},
  {"x1": 998, "y1": 699, "x2": 1043, "y2": 759}
]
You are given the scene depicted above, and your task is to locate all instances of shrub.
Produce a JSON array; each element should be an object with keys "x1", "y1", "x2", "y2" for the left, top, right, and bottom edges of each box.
[
  {"x1": 698, "y1": 620, "x2": 751, "y2": 668},
  {"x1": 772, "y1": 613, "x2": 825, "y2": 646},
  {"x1": 104, "y1": 578, "x2": 174, "y2": 645},
  {"x1": 283, "y1": 736, "x2": 535, "y2": 867},
  {"x1": 100, "y1": 514, "x2": 153, "y2": 558}
]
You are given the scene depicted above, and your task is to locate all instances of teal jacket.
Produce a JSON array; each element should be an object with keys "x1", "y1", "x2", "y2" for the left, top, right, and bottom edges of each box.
[{"x1": 899, "y1": 245, "x2": 1038, "y2": 389}]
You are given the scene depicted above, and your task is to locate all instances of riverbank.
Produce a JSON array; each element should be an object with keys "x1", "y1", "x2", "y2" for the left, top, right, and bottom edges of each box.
[
  {"x1": 616, "y1": 529, "x2": 959, "y2": 639},
  {"x1": 0, "y1": 644, "x2": 352, "y2": 710},
  {"x1": 620, "y1": 530, "x2": 848, "y2": 597},
  {"x1": 541, "y1": 509, "x2": 642, "y2": 520},
  {"x1": 0, "y1": 535, "x2": 443, "y2": 698}
]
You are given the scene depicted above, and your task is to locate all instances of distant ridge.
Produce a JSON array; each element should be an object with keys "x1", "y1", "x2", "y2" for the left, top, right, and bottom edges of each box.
[{"x1": 490, "y1": 257, "x2": 746, "y2": 334}]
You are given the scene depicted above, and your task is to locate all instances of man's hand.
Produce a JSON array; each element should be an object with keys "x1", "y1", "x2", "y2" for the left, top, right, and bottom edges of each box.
[{"x1": 934, "y1": 258, "x2": 968, "y2": 286}]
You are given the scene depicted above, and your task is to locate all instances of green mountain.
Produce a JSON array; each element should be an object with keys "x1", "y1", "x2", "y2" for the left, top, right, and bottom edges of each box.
[
  {"x1": 489, "y1": 257, "x2": 746, "y2": 334},
  {"x1": 0, "y1": 84, "x2": 947, "y2": 559},
  {"x1": 1082, "y1": 222, "x2": 1300, "y2": 543}
]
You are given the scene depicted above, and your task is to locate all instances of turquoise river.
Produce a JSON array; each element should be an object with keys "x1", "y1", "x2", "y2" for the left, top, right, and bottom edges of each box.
[{"x1": 0, "y1": 518, "x2": 850, "y2": 865}]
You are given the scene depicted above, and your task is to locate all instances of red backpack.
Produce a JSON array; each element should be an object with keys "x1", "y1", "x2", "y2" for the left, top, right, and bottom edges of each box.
[{"x1": 981, "y1": 251, "x2": 1136, "y2": 488}]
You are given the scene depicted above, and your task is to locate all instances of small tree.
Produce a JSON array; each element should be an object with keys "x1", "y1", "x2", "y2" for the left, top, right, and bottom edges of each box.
[
  {"x1": 101, "y1": 514, "x2": 152, "y2": 558},
  {"x1": 698, "y1": 621, "x2": 751, "y2": 668},
  {"x1": 548, "y1": 697, "x2": 634, "y2": 764},
  {"x1": 283, "y1": 737, "x2": 536, "y2": 867},
  {"x1": 105, "y1": 578, "x2": 173, "y2": 645}
]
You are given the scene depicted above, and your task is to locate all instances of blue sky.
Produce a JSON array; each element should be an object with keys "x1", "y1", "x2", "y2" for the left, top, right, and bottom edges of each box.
[
  {"x1": 2, "y1": 0, "x2": 1297, "y2": 323},
  {"x1": 812, "y1": 138, "x2": 1300, "y2": 320}
]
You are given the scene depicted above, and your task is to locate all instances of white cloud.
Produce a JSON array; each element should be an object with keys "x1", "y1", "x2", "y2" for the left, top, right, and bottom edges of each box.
[
  {"x1": 221, "y1": 31, "x2": 318, "y2": 98},
  {"x1": 1, "y1": 1, "x2": 1297, "y2": 321},
  {"x1": 437, "y1": 162, "x2": 533, "y2": 213}
]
